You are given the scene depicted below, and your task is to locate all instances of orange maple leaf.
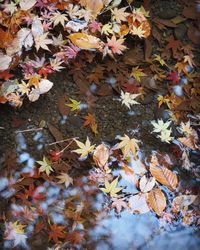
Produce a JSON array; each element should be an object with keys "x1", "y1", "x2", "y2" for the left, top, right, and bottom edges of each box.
[
  {"x1": 83, "y1": 113, "x2": 98, "y2": 134},
  {"x1": 48, "y1": 224, "x2": 66, "y2": 242}
]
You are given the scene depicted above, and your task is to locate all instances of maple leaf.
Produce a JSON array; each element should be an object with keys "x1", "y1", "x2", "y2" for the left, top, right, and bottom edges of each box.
[
  {"x1": 158, "y1": 129, "x2": 174, "y2": 143},
  {"x1": 48, "y1": 224, "x2": 66, "y2": 242},
  {"x1": 111, "y1": 7, "x2": 129, "y2": 23},
  {"x1": 179, "y1": 121, "x2": 193, "y2": 136},
  {"x1": 34, "y1": 33, "x2": 53, "y2": 51},
  {"x1": 101, "y1": 23, "x2": 114, "y2": 36},
  {"x1": 175, "y1": 61, "x2": 188, "y2": 74},
  {"x1": 66, "y1": 98, "x2": 81, "y2": 111},
  {"x1": 130, "y1": 66, "x2": 146, "y2": 82},
  {"x1": 83, "y1": 113, "x2": 98, "y2": 134},
  {"x1": 50, "y1": 12, "x2": 68, "y2": 27},
  {"x1": 37, "y1": 156, "x2": 54, "y2": 176},
  {"x1": 120, "y1": 91, "x2": 141, "y2": 109},
  {"x1": 0, "y1": 71, "x2": 14, "y2": 80},
  {"x1": 111, "y1": 198, "x2": 128, "y2": 213},
  {"x1": 72, "y1": 137, "x2": 95, "y2": 158},
  {"x1": 5, "y1": 221, "x2": 27, "y2": 247},
  {"x1": 107, "y1": 35, "x2": 127, "y2": 55},
  {"x1": 151, "y1": 119, "x2": 172, "y2": 133},
  {"x1": 183, "y1": 55, "x2": 195, "y2": 68},
  {"x1": 100, "y1": 177, "x2": 123, "y2": 197},
  {"x1": 130, "y1": 25, "x2": 146, "y2": 38},
  {"x1": 167, "y1": 71, "x2": 180, "y2": 84},
  {"x1": 17, "y1": 81, "x2": 30, "y2": 95},
  {"x1": 117, "y1": 134, "x2": 140, "y2": 158},
  {"x1": 56, "y1": 173, "x2": 73, "y2": 188},
  {"x1": 89, "y1": 21, "x2": 102, "y2": 33},
  {"x1": 157, "y1": 95, "x2": 171, "y2": 108},
  {"x1": 153, "y1": 54, "x2": 167, "y2": 66}
]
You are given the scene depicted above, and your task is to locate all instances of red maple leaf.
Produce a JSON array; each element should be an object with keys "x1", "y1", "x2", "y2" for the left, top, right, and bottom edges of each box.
[
  {"x1": 0, "y1": 71, "x2": 14, "y2": 80},
  {"x1": 167, "y1": 71, "x2": 180, "y2": 84},
  {"x1": 48, "y1": 224, "x2": 66, "y2": 242},
  {"x1": 49, "y1": 150, "x2": 62, "y2": 161}
]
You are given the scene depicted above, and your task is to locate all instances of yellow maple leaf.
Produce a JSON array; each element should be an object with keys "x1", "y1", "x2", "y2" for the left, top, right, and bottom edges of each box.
[
  {"x1": 72, "y1": 137, "x2": 95, "y2": 158},
  {"x1": 100, "y1": 177, "x2": 123, "y2": 197},
  {"x1": 117, "y1": 134, "x2": 140, "y2": 158},
  {"x1": 130, "y1": 66, "x2": 146, "y2": 82},
  {"x1": 66, "y1": 98, "x2": 81, "y2": 111}
]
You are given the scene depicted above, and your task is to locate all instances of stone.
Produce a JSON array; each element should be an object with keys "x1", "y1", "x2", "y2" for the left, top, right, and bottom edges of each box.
[{"x1": 174, "y1": 23, "x2": 187, "y2": 40}]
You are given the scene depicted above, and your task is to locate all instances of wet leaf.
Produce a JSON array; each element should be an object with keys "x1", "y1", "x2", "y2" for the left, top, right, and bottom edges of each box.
[
  {"x1": 56, "y1": 173, "x2": 73, "y2": 188},
  {"x1": 147, "y1": 188, "x2": 166, "y2": 216},
  {"x1": 129, "y1": 193, "x2": 150, "y2": 214},
  {"x1": 93, "y1": 144, "x2": 109, "y2": 168},
  {"x1": 37, "y1": 156, "x2": 54, "y2": 176},
  {"x1": 48, "y1": 123, "x2": 63, "y2": 143},
  {"x1": 66, "y1": 98, "x2": 81, "y2": 111},
  {"x1": 48, "y1": 224, "x2": 66, "y2": 242},
  {"x1": 150, "y1": 165, "x2": 178, "y2": 191},
  {"x1": 139, "y1": 175, "x2": 156, "y2": 193},
  {"x1": 172, "y1": 195, "x2": 197, "y2": 213},
  {"x1": 100, "y1": 177, "x2": 123, "y2": 197},
  {"x1": 117, "y1": 134, "x2": 140, "y2": 158},
  {"x1": 73, "y1": 137, "x2": 95, "y2": 158}
]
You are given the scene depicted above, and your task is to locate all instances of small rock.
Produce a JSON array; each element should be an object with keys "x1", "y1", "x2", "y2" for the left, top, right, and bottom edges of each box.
[
  {"x1": 174, "y1": 23, "x2": 187, "y2": 40},
  {"x1": 141, "y1": 92, "x2": 155, "y2": 105}
]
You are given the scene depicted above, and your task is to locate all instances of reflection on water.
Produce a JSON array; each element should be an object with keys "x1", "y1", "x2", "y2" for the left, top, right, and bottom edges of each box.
[{"x1": 0, "y1": 127, "x2": 199, "y2": 250}]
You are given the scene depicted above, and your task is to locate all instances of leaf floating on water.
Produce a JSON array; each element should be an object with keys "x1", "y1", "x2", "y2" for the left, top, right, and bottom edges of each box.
[
  {"x1": 139, "y1": 175, "x2": 156, "y2": 193},
  {"x1": 147, "y1": 188, "x2": 166, "y2": 216},
  {"x1": 150, "y1": 164, "x2": 178, "y2": 191},
  {"x1": 100, "y1": 177, "x2": 123, "y2": 197},
  {"x1": 172, "y1": 195, "x2": 197, "y2": 213},
  {"x1": 129, "y1": 193, "x2": 150, "y2": 214},
  {"x1": 93, "y1": 144, "x2": 109, "y2": 168}
]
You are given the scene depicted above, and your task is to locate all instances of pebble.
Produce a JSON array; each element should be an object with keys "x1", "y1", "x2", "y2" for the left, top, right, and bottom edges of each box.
[{"x1": 174, "y1": 23, "x2": 187, "y2": 40}]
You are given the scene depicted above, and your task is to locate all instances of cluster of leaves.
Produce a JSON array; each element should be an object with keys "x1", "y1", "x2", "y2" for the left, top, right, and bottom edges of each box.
[{"x1": 0, "y1": 0, "x2": 150, "y2": 106}]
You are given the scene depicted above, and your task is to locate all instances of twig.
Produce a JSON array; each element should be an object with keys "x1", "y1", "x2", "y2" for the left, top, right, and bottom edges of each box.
[
  {"x1": 15, "y1": 127, "x2": 43, "y2": 133},
  {"x1": 0, "y1": 127, "x2": 5, "y2": 130},
  {"x1": 45, "y1": 137, "x2": 78, "y2": 146}
]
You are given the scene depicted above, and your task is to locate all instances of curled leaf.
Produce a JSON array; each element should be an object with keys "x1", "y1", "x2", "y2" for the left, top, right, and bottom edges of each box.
[{"x1": 93, "y1": 144, "x2": 109, "y2": 168}]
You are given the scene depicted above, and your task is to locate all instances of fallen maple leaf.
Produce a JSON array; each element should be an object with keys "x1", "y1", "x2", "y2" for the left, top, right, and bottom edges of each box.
[
  {"x1": 56, "y1": 173, "x2": 73, "y2": 188},
  {"x1": 72, "y1": 137, "x2": 95, "y2": 158},
  {"x1": 100, "y1": 177, "x2": 123, "y2": 197},
  {"x1": 66, "y1": 98, "x2": 81, "y2": 111},
  {"x1": 37, "y1": 156, "x2": 54, "y2": 176},
  {"x1": 48, "y1": 224, "x2": 66, "y2": 242},
  {"x1": 130, "y1": 66, "x2": 146, "y2": 82},
  {"x1": 107, "y1": 35, "x2": 127, "y2": 55},
  {"x1": 117, "y1": 134, "x2": 140, "y2": 158}
]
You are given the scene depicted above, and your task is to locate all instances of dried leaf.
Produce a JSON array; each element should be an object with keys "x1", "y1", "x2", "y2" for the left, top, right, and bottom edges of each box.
[
  {"x1": 129, "y1": 193, "x2": 150, "y2": 214},
  {"x1": 139, "y1": 175, "x2": 156, "y2": 193},
  {"x1": 150, "y1": 165, "x2": 178, "y2": 191},
  {"x1": 68, "y1": 33, "x2": 101, "y2": 50},
  {"x1": 48, "y1": 124, "x2": 63, "y2": 143},
  {"x1": 172, "y1": 195, "x2": 197, "y2": 213},
  {"x1": 93, "y1": 144, "x2": 109, "y2": 168},
  {"x1": 147, "y1": 188, "x2": 166, "y2": 216}
]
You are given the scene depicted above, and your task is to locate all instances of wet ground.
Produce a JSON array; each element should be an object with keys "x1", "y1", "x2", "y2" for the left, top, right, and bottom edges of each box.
[{"x1": 0, "y1": 0, "x2": 200, "y2": 249}]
